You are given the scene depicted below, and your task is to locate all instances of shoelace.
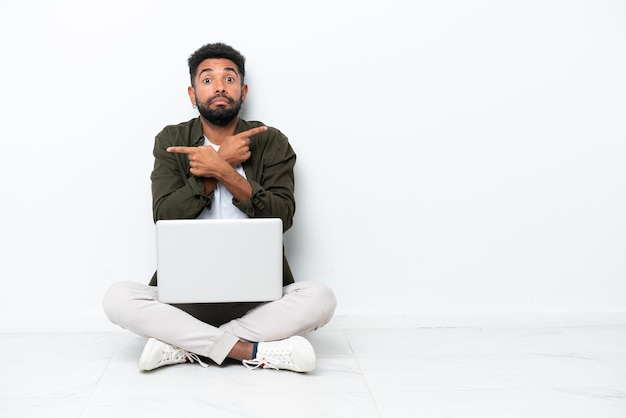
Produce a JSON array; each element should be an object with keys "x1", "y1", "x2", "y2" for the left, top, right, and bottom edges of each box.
[
  {"x1": 186, "y1": 352, "x2": 209, "y2": 368},
  {"x1": 242, "y1": 346, "x2": 298, "y2": 370},
  {"x1": 161, "y1": 346, "x2": 209, "y2": 368},
  {"x1": 242, "y1": 356, "x2": 280, "y2": 370}
]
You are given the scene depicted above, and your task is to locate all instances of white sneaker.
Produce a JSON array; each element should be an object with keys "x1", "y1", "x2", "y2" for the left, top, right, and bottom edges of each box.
[
  {"x1": 137, "y1": 338, "x2": 208, "y2": 371},
  {"x1": 242, "y1": 336, "x2": 316, "y2": 372}
]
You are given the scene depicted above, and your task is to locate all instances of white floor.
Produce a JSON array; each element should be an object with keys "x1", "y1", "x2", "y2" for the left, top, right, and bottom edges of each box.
[{"x1": 1, "y1": 324, "x2": 626, "y2": 417}]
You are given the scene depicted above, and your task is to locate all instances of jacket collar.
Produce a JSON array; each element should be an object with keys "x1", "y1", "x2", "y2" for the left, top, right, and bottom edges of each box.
[
  {"x1": 191, "y1": 117, "x2": 205, "y2": 147},
  {"x1": 189, "y1": 117, "x2": 247, "y2": 147}
]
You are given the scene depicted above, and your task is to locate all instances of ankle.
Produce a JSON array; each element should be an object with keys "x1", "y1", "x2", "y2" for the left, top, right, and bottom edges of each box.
[{"x1": 228, "y1": 340, "x2": 255, "y2": 361}]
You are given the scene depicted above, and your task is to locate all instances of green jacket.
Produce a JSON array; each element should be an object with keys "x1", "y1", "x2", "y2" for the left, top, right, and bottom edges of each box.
[{"x1": 148, "y1": 117, "x2": 296, "y2": 287}]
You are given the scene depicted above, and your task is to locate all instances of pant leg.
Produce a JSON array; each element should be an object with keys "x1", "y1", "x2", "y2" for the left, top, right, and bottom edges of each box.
[
  {"x1": 219, "y1": 281, "x2": 337, "y2": 343},
  {"x1": 102, "y1": 280, "x2": 337, "y2": 365},
  {"x1": 102, "y1": 281, "x2": 238, "y2": 365}
]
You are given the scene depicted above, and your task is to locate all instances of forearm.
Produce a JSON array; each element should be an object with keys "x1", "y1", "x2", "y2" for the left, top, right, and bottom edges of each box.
[
  {"x1": 213, "y1": 162, "x2": 253, "y2": 202},
  {"x1": 152, "y1": 175, "x2": 210, "y2": 221},
  {"x1": 236, "y1": 181, "x2": 295, "y2": 229}
]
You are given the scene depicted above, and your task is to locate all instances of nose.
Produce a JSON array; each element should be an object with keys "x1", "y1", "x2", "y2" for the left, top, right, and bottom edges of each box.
[{"x1": 214, "y1": 80, "x2": 226, "y2": 93}]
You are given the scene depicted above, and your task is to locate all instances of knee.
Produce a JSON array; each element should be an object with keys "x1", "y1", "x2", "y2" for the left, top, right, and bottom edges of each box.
[
  {"x1": 102, "y1": 281, "x2": 125, "y2": 324},
  {"x1": 316, "y1": 282, "x2": 337, "y2": 321},
  {"x1": 102, "y1": 281, "x2": 144, "y2": 325},
  {"x1": 298, "y1": 281, "x2": 337, "y2": 324}
]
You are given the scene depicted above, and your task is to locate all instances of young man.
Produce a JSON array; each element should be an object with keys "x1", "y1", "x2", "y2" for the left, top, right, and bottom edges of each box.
[{"x1": 103, "y1": 43, "x2": 336, "y2": 372}]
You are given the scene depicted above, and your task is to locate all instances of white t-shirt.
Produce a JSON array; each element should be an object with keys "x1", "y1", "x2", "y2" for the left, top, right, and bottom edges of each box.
[{"x1": 197, "y1": 137, "x2": 248, "y2": 220}]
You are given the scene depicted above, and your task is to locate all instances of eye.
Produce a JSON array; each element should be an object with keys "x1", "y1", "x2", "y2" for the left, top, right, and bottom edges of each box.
[
  {"x1": 202, "y1": 77, "x2": 212, "y2": 84},
  {"x1": 226, "y1": 76, "x2": 236, "y2": 83}
]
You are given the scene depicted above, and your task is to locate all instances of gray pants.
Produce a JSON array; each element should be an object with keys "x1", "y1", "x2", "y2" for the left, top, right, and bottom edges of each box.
[{"x1": 102, "y1": 281, "x2": 336, "y2": 365}]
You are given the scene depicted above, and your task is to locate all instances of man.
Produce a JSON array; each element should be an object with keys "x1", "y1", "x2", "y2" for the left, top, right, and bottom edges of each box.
[{"x1": 103, "y1": 42, "x2": 336, "y2": 373}]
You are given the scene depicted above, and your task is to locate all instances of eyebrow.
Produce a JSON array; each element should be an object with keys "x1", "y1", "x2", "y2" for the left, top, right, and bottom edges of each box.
[{"x1": 198, "y1": 67, "x2": 239, "y2": 77}]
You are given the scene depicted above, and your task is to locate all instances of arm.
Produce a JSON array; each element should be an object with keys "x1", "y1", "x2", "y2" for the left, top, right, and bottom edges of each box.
[
  {"x1": 150, "y1": 128, "x2": 212, "y2": 222},
  {"x1": 167, "y1": 126, "x2": 267, "y2": 203},
  {"x1": 233, "y1": 126, "x2": 297, "y2": 232},
  {"x1": 163, "y1": 124, "x2": 297, "y2": 231}
]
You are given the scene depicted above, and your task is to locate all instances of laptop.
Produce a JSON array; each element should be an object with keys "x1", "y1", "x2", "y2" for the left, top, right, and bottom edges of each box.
[{"x1": 155, "y1": 218, "x2": 284, "y2": 304}]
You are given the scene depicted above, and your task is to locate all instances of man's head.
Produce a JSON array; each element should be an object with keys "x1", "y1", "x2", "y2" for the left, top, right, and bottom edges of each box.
[
  {"x1": 187, "y1": 43, "x2": 248, "y2": 126},
  {"x1": 188, "y1": 42, "x2": 246, "y2": 88}
]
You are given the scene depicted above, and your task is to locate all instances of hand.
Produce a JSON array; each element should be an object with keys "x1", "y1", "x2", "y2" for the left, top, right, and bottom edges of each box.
[
  {"x1": 218, "y1": 126, "x2": 268, "y2": 165},
  {"x1": 166, "y1": 144, "x2": 225, "y2": 178}
]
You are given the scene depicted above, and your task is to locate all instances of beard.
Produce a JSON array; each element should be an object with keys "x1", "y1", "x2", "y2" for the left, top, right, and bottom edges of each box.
[{"x1": 196, "y1": 93, "x2": 242, "y2": 126}]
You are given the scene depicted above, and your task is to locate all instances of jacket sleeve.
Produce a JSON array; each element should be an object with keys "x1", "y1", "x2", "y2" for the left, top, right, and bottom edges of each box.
[
  {"x1": 150, "y1": 126, "x2": 212, "y2": 222},
  {"x1": 233, "y1": 127, "x2": 297, "y2": 232}
]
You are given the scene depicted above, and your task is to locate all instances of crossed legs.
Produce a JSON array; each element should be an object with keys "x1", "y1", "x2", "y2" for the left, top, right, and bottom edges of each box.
[{"x1": 102, "y1": 280, "x2": 336, "y2": 367}]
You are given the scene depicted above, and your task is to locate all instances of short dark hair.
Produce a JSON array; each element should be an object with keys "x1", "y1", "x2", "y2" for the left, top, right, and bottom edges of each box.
[{"x1": 188, "y1": 42, "x2": 246, "y2": 87}]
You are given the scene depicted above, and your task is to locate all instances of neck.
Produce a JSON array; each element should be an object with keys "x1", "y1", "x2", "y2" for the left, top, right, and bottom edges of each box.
[{"x1": 199, "y1": 116, "x2": 239, "y2": 145}]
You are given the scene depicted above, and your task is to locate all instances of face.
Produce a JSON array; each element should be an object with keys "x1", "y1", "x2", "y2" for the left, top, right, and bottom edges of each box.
[{"x1": 188, "y1": 58, "x2": 248, "y2": 126}]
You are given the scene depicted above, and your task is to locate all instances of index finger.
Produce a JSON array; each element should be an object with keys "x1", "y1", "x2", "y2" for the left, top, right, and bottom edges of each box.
[
  {"x1": 236, "y1": 126, "x2": 268, "y2": 138},
  {"x1": 166, "y1": 146, "x2": 195, "y2": 154}
]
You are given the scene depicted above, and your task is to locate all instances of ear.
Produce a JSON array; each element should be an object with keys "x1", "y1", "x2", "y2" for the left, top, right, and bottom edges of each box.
[
  {"x1": 241, "y1": 83, "x2": 249, "y2": 104},
  {"x1": 187, "y1": 86, "x2": 197, "y2": 107}
]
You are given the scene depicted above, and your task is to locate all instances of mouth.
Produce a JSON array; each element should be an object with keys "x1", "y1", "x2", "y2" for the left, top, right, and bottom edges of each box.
[{"x1": 210, "y1": 96, "x2": 233, "y2": 106}]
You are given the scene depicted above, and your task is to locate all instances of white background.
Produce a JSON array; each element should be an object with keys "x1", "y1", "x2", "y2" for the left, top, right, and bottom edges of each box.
[{"x1": 1, "y1": 0, "x2": 624, "y2": 330}]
